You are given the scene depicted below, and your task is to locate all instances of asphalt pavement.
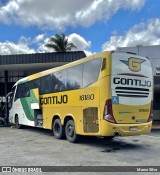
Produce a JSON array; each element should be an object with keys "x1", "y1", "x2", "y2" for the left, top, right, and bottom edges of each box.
[{"x1": 0, "y1": 126, "x2": 160, "y2": 174}]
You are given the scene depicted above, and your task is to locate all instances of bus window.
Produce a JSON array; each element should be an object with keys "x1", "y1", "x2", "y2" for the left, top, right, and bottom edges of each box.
[
  {"x1": 67, "y1": 64, "x2": 83, "y2": 90},
  {"x1": 83, "y1": 58, "x2": 102, "y2": 87},
  {"x1": 15, "y1": 83, "x2": 30, "y2": 101},
  {"x1": 53, "y1": 69, "x2": 67, "y2": 92},
  {"x1": 8, "y1": 92, "x2": 13, "y2": 110},
  {"x1": 40, "y1": 74, "x2": 52, "y2": 94}
]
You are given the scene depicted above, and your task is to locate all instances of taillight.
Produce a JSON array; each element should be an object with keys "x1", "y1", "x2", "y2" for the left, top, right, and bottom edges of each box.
[
  {"x1": 147, "y1": 101, "x2": 153, "y2": 122},
  {"x1": 103, "y1": 99, "x2": 116, "y2": 123}
]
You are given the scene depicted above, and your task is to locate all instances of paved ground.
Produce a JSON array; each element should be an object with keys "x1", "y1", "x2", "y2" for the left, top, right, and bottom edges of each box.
[{"x1": 0, "y1": 126, "x2": 160, "y2": 174}]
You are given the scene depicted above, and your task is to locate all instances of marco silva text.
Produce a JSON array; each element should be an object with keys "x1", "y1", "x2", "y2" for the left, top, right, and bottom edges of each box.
[{"x1": 137, "y1": 167, "x2": 158, "y2": 172}]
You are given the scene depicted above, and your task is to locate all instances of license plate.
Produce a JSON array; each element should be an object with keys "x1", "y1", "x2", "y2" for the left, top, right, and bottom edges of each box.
[{"x1": 129, "y1": 126, "x2": 138, "y2": 131}]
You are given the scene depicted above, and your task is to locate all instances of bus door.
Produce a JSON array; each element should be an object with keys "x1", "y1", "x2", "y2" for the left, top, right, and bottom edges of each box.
[
  {"x1": 19, "y1": 87, "x2": 40, "y2": 126},
  {"x1": 7, "y1": 87, "x2": 16, "y2": 124},
  {"x1": 7, "y1": 92, "x2": 13, "y2": 116},
  {"x1": 29, "y1": 88, "x2": 42, "y2": 127}
]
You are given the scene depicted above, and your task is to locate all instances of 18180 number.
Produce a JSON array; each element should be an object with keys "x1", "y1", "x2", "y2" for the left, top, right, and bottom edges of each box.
[{"x1": 79, "y1": 94, "x2": 94, "y2": 101}]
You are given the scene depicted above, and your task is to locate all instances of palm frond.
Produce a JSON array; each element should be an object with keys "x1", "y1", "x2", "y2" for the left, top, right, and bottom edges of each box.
[{"x1": 45, "y1": 33, "x2": 77, "y2": 52}]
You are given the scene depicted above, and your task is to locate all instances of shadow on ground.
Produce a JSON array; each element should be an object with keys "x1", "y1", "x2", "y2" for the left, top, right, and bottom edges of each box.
[{"x1": 16, "y1": 126, "x2": 144, "y2": 154}]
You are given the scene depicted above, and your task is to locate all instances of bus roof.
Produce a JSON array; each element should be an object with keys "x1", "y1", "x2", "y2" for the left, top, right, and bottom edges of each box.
[{"x1": 13, "y1": 51, "x2": 111, "y2": 86}]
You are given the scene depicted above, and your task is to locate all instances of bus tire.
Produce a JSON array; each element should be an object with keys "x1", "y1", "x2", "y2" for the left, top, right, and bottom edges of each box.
[
  {"x1": 15, "y1": 116, "x2": 22, "y2": 129},
  {"x1": 65, "y1": 120, "x2": 78, "y2": 143},
  {"x1": 53, "y1": 118, "x2": 65, "y2": 139}
]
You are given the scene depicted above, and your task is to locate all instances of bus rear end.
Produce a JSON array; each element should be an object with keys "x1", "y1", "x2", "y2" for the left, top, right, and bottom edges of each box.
[{"x1": 102, "y1": 51, "x2": 153, "y2": 137}]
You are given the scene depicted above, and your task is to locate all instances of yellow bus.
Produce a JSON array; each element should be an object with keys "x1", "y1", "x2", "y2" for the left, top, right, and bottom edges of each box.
[{"x1": 8, "y1": 51, "x2": 153, "y2": 143}]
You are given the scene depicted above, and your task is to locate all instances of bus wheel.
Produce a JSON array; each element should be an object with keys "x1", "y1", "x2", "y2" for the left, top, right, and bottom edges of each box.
[
  {"x1": 15, "y1": 116, "x2": 21, "y2": 129},
  {"x1": 65, "y1": 120, "x2": 78, "y2": 143},
  {"x1": 53, "y1": 118, "x2": 65, "y2": 139}
]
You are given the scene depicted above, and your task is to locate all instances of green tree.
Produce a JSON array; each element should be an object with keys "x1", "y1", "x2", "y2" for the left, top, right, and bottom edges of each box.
[{"x1": 45, "y1": 33, "x2": 77, "y2": 52}]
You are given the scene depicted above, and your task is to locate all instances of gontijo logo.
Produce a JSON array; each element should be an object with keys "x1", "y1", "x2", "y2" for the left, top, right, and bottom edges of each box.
[{"x1": 120, "y1": 57, "x2": 145, "y2": 72}]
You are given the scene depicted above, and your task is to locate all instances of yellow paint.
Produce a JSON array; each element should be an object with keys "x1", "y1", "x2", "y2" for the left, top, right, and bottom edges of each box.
[
  {"x1": 32, "y1": 88, "x2": 39, "y2": 99},
  {"x1": 100, "y1": 120, "x2": 152, "y2": 136},
  {"x1": 112, "y1": 103, "x2": 151, "y2": 124}
]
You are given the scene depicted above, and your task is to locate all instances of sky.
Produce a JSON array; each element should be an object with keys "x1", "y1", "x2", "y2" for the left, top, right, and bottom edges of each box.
[{"x1": 0, "y1": 0, "x2": 160, "y2": 56}]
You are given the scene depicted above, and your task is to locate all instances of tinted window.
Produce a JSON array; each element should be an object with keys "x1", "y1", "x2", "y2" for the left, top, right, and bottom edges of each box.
[
  {"x1": 40, "y1": 75, "x2": 52, "y2": 95},
  {"x1": 52, "y1": 70, "x2": 67, "y2": 92},
  {"x1": 15, "y1": 83, "x2": 30, "y2": 100},
  {"x1": 83, "y1": 58, "x2": 102, "y2": 87},
  {"x1": 29, "y1": 79, "x2": 40, "y2": 90},
  {"x1": 8, "y1": 88, "x2": 15, "y2": 109},
  {"x1": 8, "y1": 93, "x2": 13, "y2": 109},
  {"x1": 155, "y1": 93, "x2": 160, "y2": 104},
  {"x1": 67, "y1": 64, "x2": 83, "y2": 90},
  {"x1": 18, "y1": 58, "x2": 102, "y2": 96}
]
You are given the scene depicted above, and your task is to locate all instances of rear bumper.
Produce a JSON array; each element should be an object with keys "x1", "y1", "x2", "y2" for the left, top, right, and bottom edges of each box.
[{"x1": 100, "y1": 120, "x2": 152, "y2": 136}]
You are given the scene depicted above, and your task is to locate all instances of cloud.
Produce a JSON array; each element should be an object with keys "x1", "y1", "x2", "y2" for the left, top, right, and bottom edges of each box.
[
  {"x1": 76, "y1": 0, "x2": 145, "y2": 27},
  {"x1": 33, "y1": 34, "x2": 45, "y2": 43},
  {"x1": 37, "y1": 37, "x2": 52, "y2": 53},
  {"x1": 102, "y1": 18, "x2": 160, "y2": 51},
  {"x1": 0, "y1": 33, "x2": 92, "y2": 55},
  {"x1": 0, "y1": 0, "x2": 145, "y2": 30},
  {"x1": 68, "y1": 33, "x2": 92, "y2": 56},
  {"x1": 0, "y1": 34, "x2": 46, "y2": 55},
  {"x1": 68, "y1": 33, "x2": 91, "y2": 50},
  {"x1": 83, "y1": 50, "x2": 94, "y2": 56},
  {"x1": 0, "y1": 40, "x2": 35, "y2": 55}
]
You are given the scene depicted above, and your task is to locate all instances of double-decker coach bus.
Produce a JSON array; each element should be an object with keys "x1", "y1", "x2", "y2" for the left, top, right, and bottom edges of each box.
[{"x1": 8, "y1": 51, "x2": 153, "y2": 143}]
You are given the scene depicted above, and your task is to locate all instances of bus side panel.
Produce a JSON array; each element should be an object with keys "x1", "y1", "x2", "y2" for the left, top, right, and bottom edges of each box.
[
  {"x1": 98, "y1": 53, "x2": 112, "y2": 136},
  {"x1": 99, "y1": 76, "x2": 111, "y2": 135},
  {"x1": 42, "y1": 106, "x2": 61, "y2": 129},
  {"x1": 18, "y1": 89, "x2": 39, "y2": 126},
  {"x1": 10, "y1": 98, "x2": 34, "y2": 126},
  {"x1": 10, "y1": 89, "x2": 39, "y2": 127},
  {"x1": 42, "y1": 85, "x2": 100, "y2": 135}
]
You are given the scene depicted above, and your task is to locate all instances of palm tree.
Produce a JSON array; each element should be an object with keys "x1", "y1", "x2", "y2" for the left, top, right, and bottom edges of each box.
[{"x1": 45, "y1": 33, "x2": 77, "y2": 52}]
